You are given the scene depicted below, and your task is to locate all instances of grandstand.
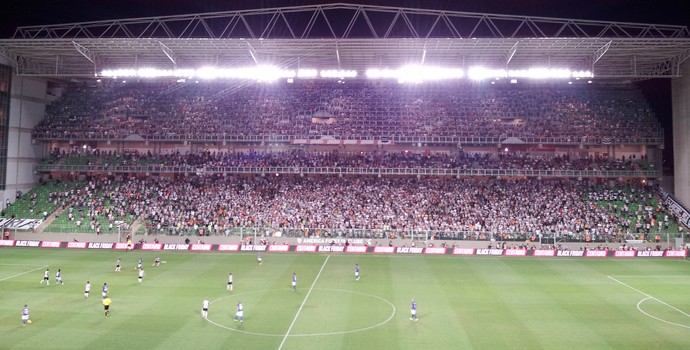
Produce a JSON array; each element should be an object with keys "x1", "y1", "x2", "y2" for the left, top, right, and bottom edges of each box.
[{"x1": 1, "y1": 3, "x2": 690, "y2": 248}]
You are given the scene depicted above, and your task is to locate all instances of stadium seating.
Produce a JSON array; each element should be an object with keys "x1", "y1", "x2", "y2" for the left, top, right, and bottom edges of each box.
[
  {"x1": 5, "y1": 80, "x2": 677, "y2": 243},
  {"x1": 32, "y1": 81, "x2": 662, "y2": 144}
]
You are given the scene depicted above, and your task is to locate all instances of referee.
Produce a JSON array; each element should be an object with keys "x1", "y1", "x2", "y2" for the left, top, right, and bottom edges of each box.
[{"x1": 103, "y1": 297, "x2": 112, "y2": 317}]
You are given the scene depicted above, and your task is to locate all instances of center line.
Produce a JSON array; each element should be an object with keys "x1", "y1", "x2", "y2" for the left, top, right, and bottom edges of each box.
[{"x1": 277, "y1": 255, "x2": 330, "y2": 350}]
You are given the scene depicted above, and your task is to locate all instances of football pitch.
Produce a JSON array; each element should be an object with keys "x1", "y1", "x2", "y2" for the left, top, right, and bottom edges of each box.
[{"x1": 1, "y1": 249, "x2": 690, "y2": 349}]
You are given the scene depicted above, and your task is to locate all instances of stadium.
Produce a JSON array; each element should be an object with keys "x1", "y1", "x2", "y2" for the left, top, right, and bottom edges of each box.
[{"x1": 2, "y1": 2, "x2": 690, "y2": 349}]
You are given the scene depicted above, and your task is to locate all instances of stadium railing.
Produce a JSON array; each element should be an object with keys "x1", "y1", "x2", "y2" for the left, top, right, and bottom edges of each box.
[
  {"x1": 33, "y1": 164, "x2": 661, "y2": 179},
  {"x1": 120, "y1": 225, "x2": 683, "y2": 246}
]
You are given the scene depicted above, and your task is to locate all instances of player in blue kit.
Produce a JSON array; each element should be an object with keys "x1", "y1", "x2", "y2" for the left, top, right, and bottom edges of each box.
[
  {"x1": 410, "y1": 299, "x2": 418, "y2": 321},
  {"x1": 102, "y1": 282, "x2": 109, "y2": 299},
  {"x1": 235, "y1": 301, "x2": 244, "y2": 323},
  {"x1": 292, "y1": 273, "x2": 297, "y2": 291},
  {"x1": 21, "y1": 305, "x2": 31, "y2": 326},
  {"x1": 355, "y1": 264, "x2": 360, "y2": 281},
  {"x1": 257, "y1": 252, "x2": 263, "y2": 266},
  {"x1": 55, "y1": 269, "x2": 64, "y2": 285},
  {"x1": 137, "y1": 257, "x2": 143, "y2": 270}
]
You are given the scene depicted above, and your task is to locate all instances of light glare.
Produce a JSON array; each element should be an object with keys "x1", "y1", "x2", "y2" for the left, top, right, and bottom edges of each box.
[{"x1": 99, "y1": 66, "x2": 593, "y2": 80}]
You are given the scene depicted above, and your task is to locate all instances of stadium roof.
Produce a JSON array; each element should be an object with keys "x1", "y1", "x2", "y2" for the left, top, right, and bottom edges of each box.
[{"x1": 1, "y1": 2, "x2": 690, "y2": 79}]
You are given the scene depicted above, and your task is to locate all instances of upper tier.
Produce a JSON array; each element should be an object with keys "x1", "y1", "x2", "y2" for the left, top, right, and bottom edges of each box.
[{"x1": 33, "y1": 80, "x2": 662, "y2": 145}]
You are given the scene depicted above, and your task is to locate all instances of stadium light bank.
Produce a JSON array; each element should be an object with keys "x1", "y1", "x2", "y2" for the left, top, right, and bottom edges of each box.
[{"x1": 99, "y1": 66, "x2": 592, "y2": 82}]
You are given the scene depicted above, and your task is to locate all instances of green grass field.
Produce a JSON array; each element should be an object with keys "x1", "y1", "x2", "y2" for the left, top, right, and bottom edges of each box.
[{"x1": 1, "y1": 249, "x2": 690, "y2": 350}]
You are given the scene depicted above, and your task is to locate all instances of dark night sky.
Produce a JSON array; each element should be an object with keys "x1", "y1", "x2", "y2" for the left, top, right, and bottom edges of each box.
[
  {"x1": 3, "y1": 0, "x2": 689, "y2": 36},
  {"x1": 1, "y1": 0, "x2": 688, "y2": 170}
]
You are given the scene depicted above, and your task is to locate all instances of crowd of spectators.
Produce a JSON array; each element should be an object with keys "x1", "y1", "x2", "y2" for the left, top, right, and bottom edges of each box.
[
  {"x1": 20, "y1": 80, "x2": 676, "y2": 243},
  {"x1": 33, "y1": 80, "x2": 662, "y2": 143},
  {"x1": 28, "y1": 175, "x2": 678, "y2": 243},
  {"x1": 43, "y1": 148, "x2": 655, "y2": 173}
]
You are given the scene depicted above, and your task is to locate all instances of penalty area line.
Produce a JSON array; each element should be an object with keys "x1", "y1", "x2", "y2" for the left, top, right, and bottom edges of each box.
[
  {"x1": 277, "y1": 255, "x2": 330, "y2": 350},
  {"x1": 0, "y1": 265, "x2": 49, "y2": 282},
  {"x1": 608, "y1": 275, "x2": 690, "y2": 318}
]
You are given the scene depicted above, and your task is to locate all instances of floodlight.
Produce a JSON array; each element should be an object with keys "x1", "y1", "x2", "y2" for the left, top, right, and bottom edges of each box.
[
  {"x1": 196, "y1": 67, "x2": 218, "y2": 80},
  {"x1": 320, "y1": 69, "x2": 357, "y2": 78},
  {"x1": 367, "y1": 66, "x2": 463, "y2": 82},
  {"x1": 572, "y1": 70, "x2": 593, "y2": 78},
  {"x1": 398, "y1": 65, "x2": 464, "y2": 83},
  {"x1": 366, "y1": 68, "x2": 396, "y2": 79},
  {"x1": 297, "y1": 69, "x2": 318, "y2": 78},
  {"x1": 468, "y1": 67, "x2": 507, "y2": 80},
  {"x1": 174, "y1": 69, "x2": 195, "y2": 78}
]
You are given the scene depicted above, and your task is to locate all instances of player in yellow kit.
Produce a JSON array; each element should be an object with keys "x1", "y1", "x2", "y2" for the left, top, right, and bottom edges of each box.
[{"x1": 103, "y1": 297, "x2": 112, "y2": 317}]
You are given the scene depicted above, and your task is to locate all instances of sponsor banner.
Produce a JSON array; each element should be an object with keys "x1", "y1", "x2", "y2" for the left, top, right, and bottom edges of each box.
[
  {"x1": 396, "y1": 247, "x2": 424, "y2": 254},
  {"x1": 424, "y1": 247, "x2": 447, "y2": 255},
  {"x1": 141, "y1": 243, "x2": 162, "y2": 251},
  {"x1": 0, "y1": 218, "x2": 43, "y2": 230},
  {"x1": 163, "y1": 244, "x2": 189, "y2": 251},
  {"x1": 372, "y1": 246, "x2": 395, "y2": 254},
  {"x1": 585, "y1": 250, "x2": 608, "y2": 257},
  {"x1": 296, "y1": 238, "x2": 364, "y2": 245},
  {"x1": 556, "y1": 250, "x2": 585, "y2": 257},
  {"x1": 345, "y1": 246, "x2": 367, "y2": 253},
  {"x1": 14, "y1": 240, "x2": 40, "y2": 247},
  {"x1": 452, "y1": 248, "x2": 475, "y2": 255},
  {"x1": 190, "y1": 244, "x2": 212, "y2": 251},
  {"x1": 665, "y1": 250, "x2": 687, "y2": 258},
  {"x1": 114, "y1": 242, "x2": 134, "y2": 250},
  {"x1": 6, "y1": 237, "x2": 685, "y2": 261},
  {"x1": 66, "y1": 241, "x2": 87, "y2": 249},
  {"x1": 240, "y1": 245, "x2": 267, "y2": 251},
  {"x1": 636, "y1": 250, "x2": 664, "y2": 257},
  {"x1": 625, "y1": 240, "x2": 643, "y2": 244},
  {"x1": 295, "y1": 245, "x2": 317, "y2": 252},
  {"x1": 318, "y1": 245, "x2": 345, "y2": 253},
  {"x1": 613, "y1": 250, "x2": 636, "y2": 258},
  {"x1": 504, "y1": 249, "x2": 527, "y2": 256},
  {"x1": 40, "y1": 241, "x2": 62, "y2": 248},
  {"x1": 532, "y1": 249, "x2": 556, "y2": 257},
  {"x1": 476, "y1": 248, "x2": 504, "y2": 256},
  {"x1": 218, "y1": 244, "x2": 240, "y2": 252},
  {"x1": 88, "y1": 242, "x2": 114, "y2": 249},
  {"x1": 662, "y1": 192, "x2": 690, "y2": 227},
  {"x1": 267, "y1": 245, "x2": 290, "y2": 252}
]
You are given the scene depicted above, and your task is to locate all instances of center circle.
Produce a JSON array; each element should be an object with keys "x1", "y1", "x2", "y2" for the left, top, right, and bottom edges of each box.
[{"x1": 206, "y1": 288, "x2": 396, "y2": 337}]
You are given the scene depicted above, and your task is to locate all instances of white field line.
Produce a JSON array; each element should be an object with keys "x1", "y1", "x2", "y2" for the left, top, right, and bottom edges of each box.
[
  {"x1": 608, "y1": 275, "x2": 690, "y2": 326},
  {"x1": 206, "y1": 288, "x2": 396, "y2": 337},
  {"x1": 635, "y1": 297, "x2": 690, "y2": 329},
  {"x1": 607, "y1": 275, "x2": 690, "y2": 278},
  {"x1": 0, "y1": 264, "x2": 48, "y2": 282},
  {"x1": 277, "y1": 255, "x2": 330, "y2": 350}
]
